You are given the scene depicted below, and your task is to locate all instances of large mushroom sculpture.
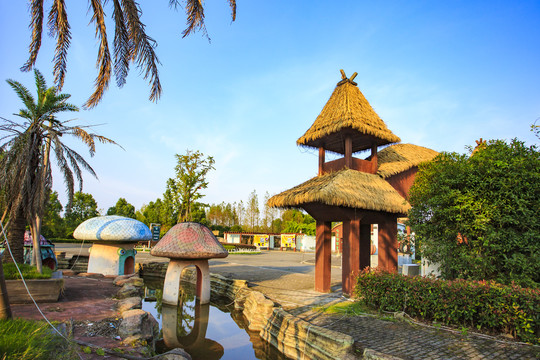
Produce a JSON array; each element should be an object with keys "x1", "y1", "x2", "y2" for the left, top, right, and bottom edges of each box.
[
  {"x1": 150, "y1": 222, "x2": 228, "y2": 305},
  {"x1": 74, "y1": 215, "x2": 151, "y2": 276}
]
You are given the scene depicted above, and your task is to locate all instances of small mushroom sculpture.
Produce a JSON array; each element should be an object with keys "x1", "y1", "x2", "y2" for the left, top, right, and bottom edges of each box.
[
  {"x1": 150, "y1": 222, "x2": 228, "y2": 305},
  {"x1": 74, "y1": 215, "x2": 151, "y2": 276}
]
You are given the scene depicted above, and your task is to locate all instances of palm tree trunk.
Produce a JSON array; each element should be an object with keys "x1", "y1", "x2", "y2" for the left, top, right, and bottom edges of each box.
[
  {"x1": 0, "y1": 253, "x2": 12, "y2": 320},
  {"x1": 4, "y1": 208, "x2": 25, "y2": 264},
  {"x1": 30, "y1": 217, "x2": 43, "y2": 274}
]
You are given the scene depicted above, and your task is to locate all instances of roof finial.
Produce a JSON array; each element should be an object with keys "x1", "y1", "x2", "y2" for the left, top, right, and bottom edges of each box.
[{"x1": 337, "y1": 69, "x2": 358, "y2": 86}]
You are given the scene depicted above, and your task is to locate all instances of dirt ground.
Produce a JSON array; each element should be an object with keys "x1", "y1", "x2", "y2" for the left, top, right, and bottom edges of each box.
[{"x1": 9, "y1": 275, "x2": 149, "y2": 359}]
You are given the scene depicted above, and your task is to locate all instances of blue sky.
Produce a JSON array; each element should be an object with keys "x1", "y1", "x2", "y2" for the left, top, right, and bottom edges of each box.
[{"x1": 1, "y1": 1, "x2": 539, "y2": 213}]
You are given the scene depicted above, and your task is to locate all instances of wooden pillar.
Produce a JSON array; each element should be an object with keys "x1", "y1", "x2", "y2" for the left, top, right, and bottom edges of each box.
[
  {"x1": 318, "y1": 147, "x2": 325, "y2": 175},
  {"x1": 342, "y1": 218, "x2": 360, "y2": 296},
  {"x1": 315, "y1": 221, "x2": 331, "y2": 293},
  {"x1": 378, "y1": 217, "x2": 398, "y2": 272},
  {"x1": 345, "y1": 136, "x2": 352, "y2": 168},
  {"x1": 359, "y1": 224, "x2": 371, "y2": 271},
  {"x1": 371, "y1": 143, "x2": 378, "y2": 171}
]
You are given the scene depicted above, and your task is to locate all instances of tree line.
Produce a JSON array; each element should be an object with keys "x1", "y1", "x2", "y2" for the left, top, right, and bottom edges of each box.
[{"x1": 41, "y1": 189, "x2": 317, "y2": 240}]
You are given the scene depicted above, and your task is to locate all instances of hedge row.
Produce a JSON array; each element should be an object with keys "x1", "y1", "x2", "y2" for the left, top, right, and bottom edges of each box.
[
  {"x1": 219, "y1": 243, "x2": 257, "y2": 251},
  {"x1": 355, "y1": 270, "x2": 539, "y2": 343}
]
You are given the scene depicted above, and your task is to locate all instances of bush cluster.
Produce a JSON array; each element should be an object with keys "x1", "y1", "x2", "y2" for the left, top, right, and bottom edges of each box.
[
  {"x1": 355, "y1": 270, "x2": 539, "y2": 343},
  {"x1": 219, "y1": 243, "x2": 256, "y2": 251}
]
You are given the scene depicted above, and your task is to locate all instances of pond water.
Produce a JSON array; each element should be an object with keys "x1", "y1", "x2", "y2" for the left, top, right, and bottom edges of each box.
[{"x1": 142, "y1": 277, "x2": 286, "y2": 360}]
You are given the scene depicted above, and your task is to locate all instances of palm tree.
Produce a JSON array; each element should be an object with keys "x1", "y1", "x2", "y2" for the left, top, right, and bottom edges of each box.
[
  {"x1": 21, "y1": 0, "x2": 237, "y2": 109},
  {"x1": 0, "y1": 69, "x2": 118, "y2": 272}
]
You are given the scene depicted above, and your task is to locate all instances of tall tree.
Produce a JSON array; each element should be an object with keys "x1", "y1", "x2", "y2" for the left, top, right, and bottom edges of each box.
[
  {"x1": 1, "y1": 70, "x2": 116, "y2": 270},
  {"x1": 107, "y1": 197, "x2": 136, "y2": 218},
  {"x1": 41, "y1": 191, "x2": 64, "y2": 239},
  {"x1": 64, "y1": 192, "x2": 99, "y2": 237},
  {"x1": 262, "y1": 191, "x2": 277, "y2": 233},
  {"x1": 408, "y1": 139, "x2": 540, "y2": 288},
  {"x1": 236, "y1": 200, "x2": 244, "y2": 228},
  {"x1": 22, "y1": 0, "x2": 236, "y2": 108},
  {"x1": 166, "y1": 150, "x2": 215, "y2": 223},
  {"x1": 245, "y1": 190, "x2": 260, "y2": 232}
]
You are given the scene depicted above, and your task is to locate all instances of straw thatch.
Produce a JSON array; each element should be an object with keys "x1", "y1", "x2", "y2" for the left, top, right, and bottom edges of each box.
[
  {"x1": 377, "y1": 144, "x2": 439, "y2": 178},
  {"x1": 297, "y1": 71, "x2": 401, "y2": 154},
  {"x1": 268, "y1": 169, "x2": 410, "y2": 214}
]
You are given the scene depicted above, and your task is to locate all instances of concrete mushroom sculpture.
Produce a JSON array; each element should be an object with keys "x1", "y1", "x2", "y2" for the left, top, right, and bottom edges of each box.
[
  {"x1": 150, "y1": 222, "x2": 228, "y2": 305},
  {"x1": 74, "y1": 215, "x2": 151, "y2": 276}
]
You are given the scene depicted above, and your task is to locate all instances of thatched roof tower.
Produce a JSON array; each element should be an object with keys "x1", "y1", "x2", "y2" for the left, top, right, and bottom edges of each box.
[
  {"x1": 297, "y1": 70, "x2": 400, "y2": 154},
  {"x1": 267, "y1": 69, "x2": 438, "y2": 296}
]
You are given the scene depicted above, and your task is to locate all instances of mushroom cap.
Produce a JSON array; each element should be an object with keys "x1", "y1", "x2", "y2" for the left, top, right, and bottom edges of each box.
[
  {"x1": 73, "y1": 215, "x2": 151, "y2": 242},
  {"x1": 150, "y1": 222, "x2": 228, "y2": 259}
]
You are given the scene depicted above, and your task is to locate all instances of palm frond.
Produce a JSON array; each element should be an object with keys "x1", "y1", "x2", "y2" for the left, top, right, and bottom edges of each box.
[
  {"x1": 71, "y1": 127, "x2": 96, "y2": 155},
  {"x1": 6, "y1": 80, "x2": 36, "y2": 119},
  {"x1": 91, "y1": 133, "x2": 122, "y2": 149},
  {"x1": 84, "y1": 0, "x2": 112, "y2": 109},
  {"x1": 52, "y1": 139, "x2": 75, "y2": 203},
  {"x1": 112, "y1": 0, "x2": 131, "y2": 88},
  {"x1": 33, "y1": 69, "x2": 48, "y2": 96},
  {"x1": 47, "y1": 0, "x2": 71, "y2": 90},
  {"x1": 168, "y1": 0, "x2": 181, "y2": 9},
  {"x1": 229, "y1": 0, "x2": 236, "y2": 21},
  {"x1": 121, "y1": 0, "x2": 162, "y2": 102},
  {"x1": 21, "y1": 0, "x2": 45, "y2": 72},
  {"x1": 64, "y1": 147, "x2": 84, "y2": 191},
  {"x1": 183, "y1": 0, "x2": 208, "y2": 39},
  {"x1": 62, "y1": 144, "x2": 98, "y2": 180}
]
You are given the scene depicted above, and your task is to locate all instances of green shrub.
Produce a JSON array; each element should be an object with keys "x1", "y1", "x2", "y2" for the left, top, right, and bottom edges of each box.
[
  {"x1": 0, "y1": 319, "x2": 74, "y2": 359},
  {"x1": 355, "y1": 270, "x2": 540, "y2": 343},
  {"x1": 2, "y1": 263, "x2": 53, "y2": 280},
  {"x1": 219, "y1": 243, "x2": 257, "y2": 251}
]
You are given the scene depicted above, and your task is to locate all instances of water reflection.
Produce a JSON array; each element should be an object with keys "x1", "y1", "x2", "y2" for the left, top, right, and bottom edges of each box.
[
  {"x1": 143, "y1": 276, "x2": 286, "y2": 360},
  {"x1": 162, "y1": 302, "x2": 224, "y2": 360}
]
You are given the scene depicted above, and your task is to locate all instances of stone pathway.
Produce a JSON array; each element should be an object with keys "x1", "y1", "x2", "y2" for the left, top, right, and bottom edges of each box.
[{"x1": 298, "y1": 309, "x2": 539, "y2": 360}]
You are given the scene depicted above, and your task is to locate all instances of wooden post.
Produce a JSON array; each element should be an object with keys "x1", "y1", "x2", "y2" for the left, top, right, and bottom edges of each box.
[
  {"x1": 345, "y1": 136, "x2": 352, "y2": 168},
  {"x1": 342, "y1": 219, "x2": 360, "y2": 296},
  {"x1": 318, "y1": 147, "x2": 325, "y2": 175},
  {"x1": 315, "y1": 221, "x2": 331, "y2": 293},
  {"x1": 378, "y1": 217, "x2": 398, "y2": 272},
  {"x1": 359, "y1": 223, "x2": 371, "y2": 271},
  {"x1": 371, "y1": 143, "x2": 378, "y2": 172},
  {"x1": 341, "y1": 219, "x2": 362, "y2": 296}
]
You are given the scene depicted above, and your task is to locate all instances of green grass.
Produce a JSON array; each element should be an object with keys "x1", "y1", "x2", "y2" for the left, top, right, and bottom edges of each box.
[
  {"x1": 0, "y1": 319, "x2": 75, "y2": 359},
  {"x1": 2, "y1": 263, "x2": 53, "y2": 280},
  {"x1": 315, "y1": 300, "x2": 374, "y2": 316}
]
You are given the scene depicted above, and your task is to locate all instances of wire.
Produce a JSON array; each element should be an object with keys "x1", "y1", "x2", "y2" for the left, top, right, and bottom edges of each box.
[
  {"x1": 69, "y1": 238, "x2": 87, "y2": 271},
  {"x1": 0, "y1": 221, "x2": 83, "y2": 360}
]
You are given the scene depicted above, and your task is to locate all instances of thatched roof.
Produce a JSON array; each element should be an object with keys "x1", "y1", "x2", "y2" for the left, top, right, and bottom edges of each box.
[
  {"x1": 377, "y1": 144, "x2": 439, "y2": 178},
  {"x1": 268, "y1": 169, "x2": 410, "y2": 214},
  {"x1": 297, "y1": 70, "x2": 401, "y2": 154}
]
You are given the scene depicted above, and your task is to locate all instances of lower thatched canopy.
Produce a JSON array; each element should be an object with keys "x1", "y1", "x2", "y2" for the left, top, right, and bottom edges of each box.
[
  {"x1": 377, "y1": 144, "x2": 439, "y2": 179},
  {"x1": 268, "y1": 169, "x2": 410, "y2": 214}
]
